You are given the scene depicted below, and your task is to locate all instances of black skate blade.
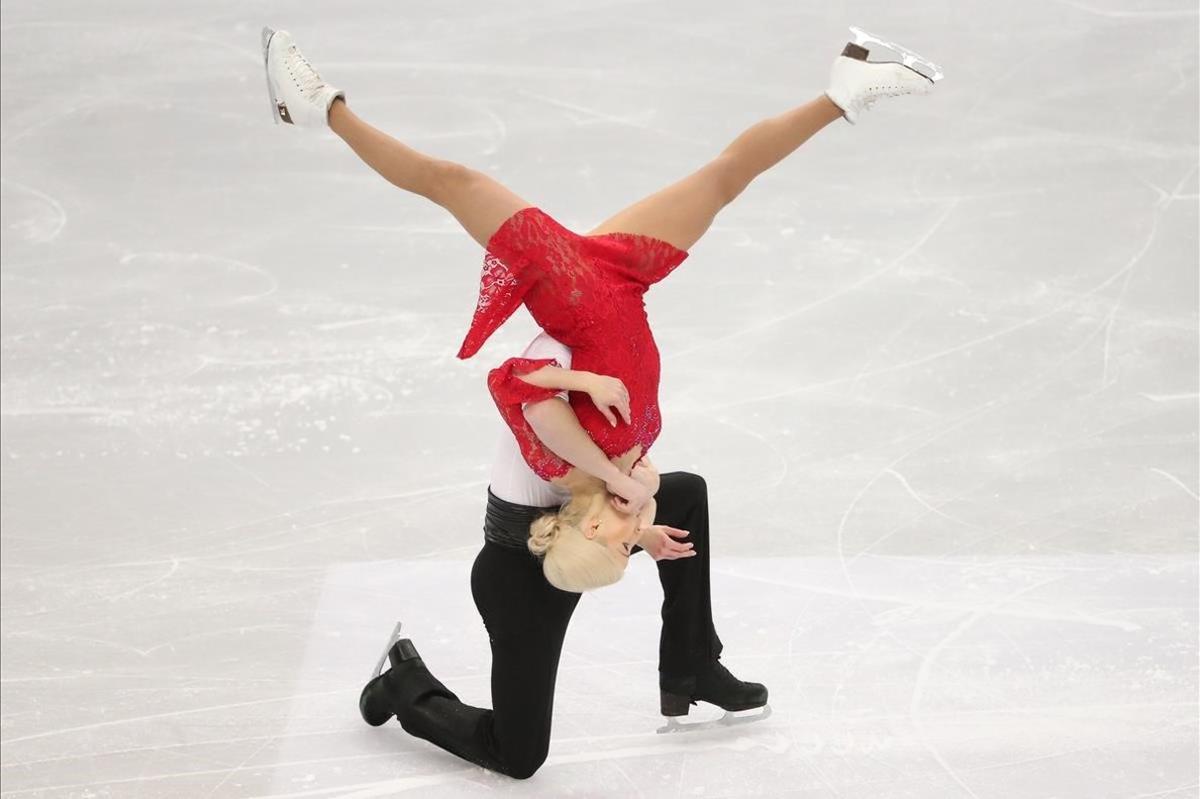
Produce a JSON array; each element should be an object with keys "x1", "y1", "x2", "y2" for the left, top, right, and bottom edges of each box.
[{"x1": 655, "y1": 704, "x2": 772, "y2": 735}]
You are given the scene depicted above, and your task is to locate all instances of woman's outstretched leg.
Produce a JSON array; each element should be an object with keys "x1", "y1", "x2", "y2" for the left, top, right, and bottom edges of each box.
[
  {"x1": 328, "y1": 100, "x2": 531, "y2": 249},
  {"x1": 586, "y1": 95, "x2": 842, "y2": 250},
  {"x1": 264, "y1": 29, "x2": 530, "y2": 249},
  {"x1": 588, "y1": 40, "x2": 935, "y2": 250}
]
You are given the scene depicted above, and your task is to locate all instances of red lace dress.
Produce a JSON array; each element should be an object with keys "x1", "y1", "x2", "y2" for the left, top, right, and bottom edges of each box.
[{"x1": 455, "y1": 206, "x2": 689, "y2": 481}]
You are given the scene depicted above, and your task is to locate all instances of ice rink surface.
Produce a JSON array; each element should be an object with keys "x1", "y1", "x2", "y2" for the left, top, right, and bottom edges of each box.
[{"x1": 1, "y1": 0, "x2": 1197, "y2": 796}]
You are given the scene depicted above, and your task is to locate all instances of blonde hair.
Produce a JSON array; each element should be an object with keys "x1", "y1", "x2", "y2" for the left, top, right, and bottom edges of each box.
[{"x1": 527, "y1": 498, "x2": 626, "y2": 592}]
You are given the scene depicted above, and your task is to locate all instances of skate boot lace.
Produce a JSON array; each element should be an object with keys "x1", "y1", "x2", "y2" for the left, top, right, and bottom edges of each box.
[
  {"x1": 286, "y1": 43, "x2": 326, "y2": 97},
  {"x1": 857, "y1": 81, "x2": 912, "y2": 113}
]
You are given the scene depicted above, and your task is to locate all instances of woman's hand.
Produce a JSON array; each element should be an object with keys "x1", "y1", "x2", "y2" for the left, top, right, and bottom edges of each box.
[
  {"x1": 630, "y1": 458, "x2": 660, "y2": 496},
  {"x1": 606, "y1": 473, "x2": 650, "y2": 516},
  {"x1": 583, "y1": 372, "x2": 631, "y2": 428},
  {"x1": 635, "y1": 524, "x2": 695, "y2": 561}
]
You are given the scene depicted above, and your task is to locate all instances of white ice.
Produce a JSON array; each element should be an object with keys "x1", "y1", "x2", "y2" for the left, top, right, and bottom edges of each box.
[{"x1": 1, "y1": 0, "x2": 1197, "y2": 797}]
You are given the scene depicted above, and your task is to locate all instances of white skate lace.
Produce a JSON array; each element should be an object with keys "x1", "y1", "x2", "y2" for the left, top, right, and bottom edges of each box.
[
  {"x1": 858, "y1": 82, "x2": 912, "y2": 113},
  {"x1": 287, "y1": 44, "x2": 327, "y2": 97}
]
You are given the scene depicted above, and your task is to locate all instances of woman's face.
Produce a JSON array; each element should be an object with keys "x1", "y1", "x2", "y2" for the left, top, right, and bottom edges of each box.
[{"x1": 583, "y1": 499, "x2": 641, "y2": 561}]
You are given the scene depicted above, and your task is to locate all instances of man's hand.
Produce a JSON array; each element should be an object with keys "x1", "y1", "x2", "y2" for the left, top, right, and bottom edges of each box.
[
  {"x1": 582, "y1": 372, "x2": 631, "y2": 428},
  {"x1": 636, "y1": 524, "x2": 695, "y2": 561}
]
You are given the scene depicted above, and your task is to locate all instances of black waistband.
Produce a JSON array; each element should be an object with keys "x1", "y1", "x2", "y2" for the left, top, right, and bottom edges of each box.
[{"x1": 483, "y1": 488, "x2": 562, "y2": 551}]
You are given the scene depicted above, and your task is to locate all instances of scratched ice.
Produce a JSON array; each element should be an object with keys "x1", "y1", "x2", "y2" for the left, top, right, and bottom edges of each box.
[{"x1": 1, "y1": 1, "x2": 1197, "y2": 797}]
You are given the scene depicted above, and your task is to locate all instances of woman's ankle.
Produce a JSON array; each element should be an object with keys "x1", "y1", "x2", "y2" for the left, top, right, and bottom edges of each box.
[{"x1": 328, "y1": 96, "x2": 349, "y2": 129}]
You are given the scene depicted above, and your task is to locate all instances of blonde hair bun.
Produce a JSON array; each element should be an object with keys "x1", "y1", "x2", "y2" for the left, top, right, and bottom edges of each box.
[
  {"x1": 527, "y1": 513, "x2": 560, "y2": 556},
  {"x1": 526, "y1": 502, "x2": 626, "y2": 593}
]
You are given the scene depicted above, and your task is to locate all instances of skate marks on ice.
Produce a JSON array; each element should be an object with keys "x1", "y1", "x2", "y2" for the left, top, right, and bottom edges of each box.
[
  {"x1": 250, "y1": 553, "x2": 1199, "y2": 797},
  {"x1": 247, "y1": 728, "x2": 793, "y2": 799},
  {"x1": 677, "y1": 163, "x2": 1190, "y2": 413},
  {"x1": 0, "y1": 178, "x2": 67, "y2": 244},
  {"x1": 1048, "y1": 0, "x2": 1199, "y2": 20},
  {"x1": 711, "y1": 554, "x2": 1196, "y2": 797},
  {"x1": 2, "y1": 0, "x2": 1197, "y2": 795}
]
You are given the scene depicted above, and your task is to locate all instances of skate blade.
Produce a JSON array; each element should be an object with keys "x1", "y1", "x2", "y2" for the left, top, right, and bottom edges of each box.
[
  {"x1": 849, "y1": 26, "x2": 944, "y2": 82},
  {"x1": 261, "y1": 26, "x2": 282, "y2": 124},
  {"x1": 655, "y1": 704, "x2": 772, "y2": 735},
  {"x1": 368, "y1": 621, "x2": 404, "y2": 682}
]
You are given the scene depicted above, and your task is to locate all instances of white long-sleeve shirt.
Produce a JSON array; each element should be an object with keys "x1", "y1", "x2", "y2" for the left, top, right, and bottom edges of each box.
[{"x1": 488, "y1": 331, "x2": 574, "y2": 507}]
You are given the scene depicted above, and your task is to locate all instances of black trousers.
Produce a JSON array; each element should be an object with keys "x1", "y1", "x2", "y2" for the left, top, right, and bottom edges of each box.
[{"x1": 391, "y1": 472, "x2": 723, "y2": 779}]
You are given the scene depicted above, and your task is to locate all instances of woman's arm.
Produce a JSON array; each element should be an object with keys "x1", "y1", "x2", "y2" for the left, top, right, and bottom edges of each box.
[
  {"x1": 524, "y1": 399, "x2": 649, "y2": 510},
  {"x1": 523, "y1": 398, "x2": 622, "y2": 482},
  {"x1": 635, "y1": 496, "x2": 658, "y2": 533},
  {"x1": 631, "y1": 456, "x2": 660, "y2": 496},
  {"x1": 514, "y1": 364, "x2": 593, "y2": 393},
  {"x1": 523, "y1": 399, "x2": 634, "y2": 481},
  {"x1": 518, "y1": 365, "x2": 631, "y2": 428}
]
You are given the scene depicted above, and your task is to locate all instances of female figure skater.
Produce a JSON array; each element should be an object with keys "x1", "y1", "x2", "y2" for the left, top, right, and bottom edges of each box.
[{"x1": 261, "y1": 24, "x2": 938, "y2": 778}]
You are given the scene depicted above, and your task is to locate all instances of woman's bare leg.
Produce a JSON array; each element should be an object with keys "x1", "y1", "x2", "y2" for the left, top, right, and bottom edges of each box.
[
  {"x1": 586, "y1": 95, "x2": 844, "y2": 250},
  {"x1": 328, "y1": 99, "x2": 531, "y2": 248}
]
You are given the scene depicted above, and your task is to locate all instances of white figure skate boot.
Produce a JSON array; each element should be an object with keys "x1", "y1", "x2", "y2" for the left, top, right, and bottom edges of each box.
[
  {"x1": 261, "y1": 27, "x2": 345, "y2": 127},
  {"x1": 825, "y1": 26, "x2": 943, "y2": 124}
]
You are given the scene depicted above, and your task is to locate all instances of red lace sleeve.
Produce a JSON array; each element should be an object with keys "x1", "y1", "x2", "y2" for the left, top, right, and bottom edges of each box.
[
  {"x1": 488, "y1": 357, "x2": 563, "y2": 407},
  {"x1": 456, "y1": 251, "x2": 535, "y2": 360},
  {"x1": 487, "y1": 357, "x2": 572, "y2": 480}
]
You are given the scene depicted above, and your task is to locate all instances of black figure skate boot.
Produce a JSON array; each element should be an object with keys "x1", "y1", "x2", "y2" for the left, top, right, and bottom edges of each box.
[
  {"x1": 359, "y1": 622, "x2": 462, "y2": 729},
  {"x1": 358, "y1": 622, "x2": 406, "y2": 726},
  {"x1": 658, "y1": 660, "x2": 771, "y2": 734}
]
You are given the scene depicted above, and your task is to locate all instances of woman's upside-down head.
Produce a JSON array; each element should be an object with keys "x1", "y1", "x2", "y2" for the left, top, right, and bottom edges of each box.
[{"x1": 528, "y1": 491, "x2": 642, "y2": 592}]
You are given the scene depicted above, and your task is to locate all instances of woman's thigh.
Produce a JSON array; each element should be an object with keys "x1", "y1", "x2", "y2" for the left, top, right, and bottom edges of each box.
[
  {"x1": 431, "y1": 161, "x2": 534, "y2": 250},
  {"x1": 585, "y1": 157, "x2": 736, "y2": 251}
]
